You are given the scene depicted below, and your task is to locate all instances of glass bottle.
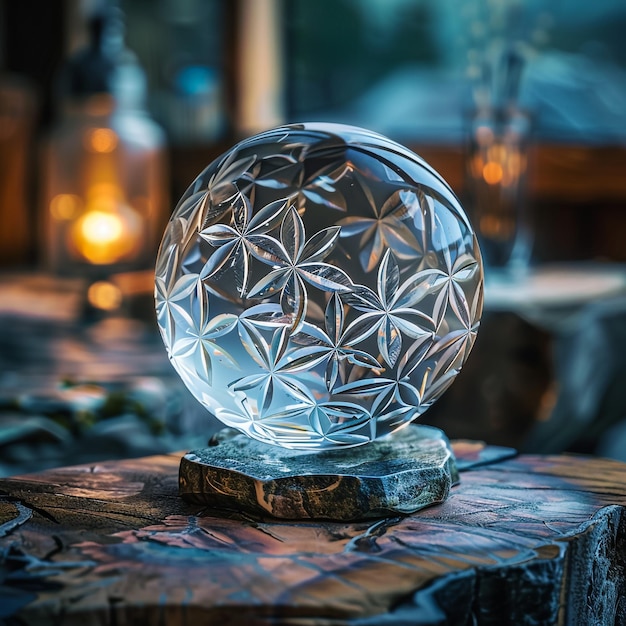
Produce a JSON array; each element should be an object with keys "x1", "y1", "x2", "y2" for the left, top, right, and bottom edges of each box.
[{"x1": 43, "y1": 7, "x2": 167, "y2": 286}]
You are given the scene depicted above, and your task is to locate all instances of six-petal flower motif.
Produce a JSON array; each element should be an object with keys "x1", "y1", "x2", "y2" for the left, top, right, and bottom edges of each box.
[
  {"x1": 166, "y1": 274, "x2": 239, "y2": 384},
  {"x1": 431, "y1": 244, "x2": 481, "y2": 332},
  {"x1": 247, "y1": 206, "x2": 353, "y2": 329},
  {"x1": 155, "y1": 273, "x2": 202, "y2": 345},
  {"x1": 342, "y1": 250, "x2": 437, "y2": 368},
  {"x1": 199, "y1": 194, "x2": 288, "y2": 296},
  {"x1": 229, "y1": 324, "x2": 324, "y2": 415},
  {"x1": 338, "y1": 183, "x2": 423, "y2": 272},
  {"x1": 204, "y1": 150, "x2": 256, "y2": 208},
  {"x1": 334, "y1": 333, "x2": 432, "y2": 428},
  {"x1": 293, "y1": 294, "x2": 381, "y2": 391}
]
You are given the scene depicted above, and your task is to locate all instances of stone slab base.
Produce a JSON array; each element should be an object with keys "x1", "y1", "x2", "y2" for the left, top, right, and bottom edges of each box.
[{"x1": 179, "y1": 424, "x2": 458, "y2": 520}]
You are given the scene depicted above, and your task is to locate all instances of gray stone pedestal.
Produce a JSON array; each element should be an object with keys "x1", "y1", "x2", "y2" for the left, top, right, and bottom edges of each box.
[{"x1": 179, "y1": 425, "x2": 458, "y2": 520}]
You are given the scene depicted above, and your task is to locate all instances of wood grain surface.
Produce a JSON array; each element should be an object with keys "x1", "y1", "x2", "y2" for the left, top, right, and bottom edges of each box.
[{"x1": 1, "y1": 446, "x2": 625, "y2": 625}]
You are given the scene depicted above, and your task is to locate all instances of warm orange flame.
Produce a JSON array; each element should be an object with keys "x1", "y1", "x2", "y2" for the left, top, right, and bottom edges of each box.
[{"x1": 69, "y1": 186, "x2": 142, "y2": 264}]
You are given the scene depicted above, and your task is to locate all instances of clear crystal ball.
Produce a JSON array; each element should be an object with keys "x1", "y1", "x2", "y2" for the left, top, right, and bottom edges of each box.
[{"x1": 155, "y1": 123, "x2": 483, "y2": 449}]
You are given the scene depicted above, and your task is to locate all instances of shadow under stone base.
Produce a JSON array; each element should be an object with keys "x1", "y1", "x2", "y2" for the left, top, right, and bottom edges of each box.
[{"x1": 179, "y1": 425, "x2": 458, "y2": 520}]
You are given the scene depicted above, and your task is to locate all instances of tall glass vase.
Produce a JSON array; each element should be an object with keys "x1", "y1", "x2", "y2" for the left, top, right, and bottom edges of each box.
[{"x1": 465, "y1": 107, "x2": 532, "y2": 281}]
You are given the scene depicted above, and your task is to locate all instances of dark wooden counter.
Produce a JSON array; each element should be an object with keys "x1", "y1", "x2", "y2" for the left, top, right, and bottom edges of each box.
[{"x1": 1, "y1": 446, "x2": 626, "y2": 625}]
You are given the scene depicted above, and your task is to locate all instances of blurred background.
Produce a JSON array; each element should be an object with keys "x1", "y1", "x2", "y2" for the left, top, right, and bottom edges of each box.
[{"x1": 1, "y1": 0, "x2": 626, "y2": 475}]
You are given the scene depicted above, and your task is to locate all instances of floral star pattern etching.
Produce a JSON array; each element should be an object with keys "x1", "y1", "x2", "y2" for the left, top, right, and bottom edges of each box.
[{"x1": 155, "y1": 123, "x2": 483, "y2": 449}]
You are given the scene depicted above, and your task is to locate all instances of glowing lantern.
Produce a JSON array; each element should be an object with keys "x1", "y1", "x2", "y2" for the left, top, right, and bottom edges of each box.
[{"x1": 42, "y1": 7, "x2": 167, "y2": 308}]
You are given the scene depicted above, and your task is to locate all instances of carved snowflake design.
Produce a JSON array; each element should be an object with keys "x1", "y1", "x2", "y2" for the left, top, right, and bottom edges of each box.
[
  {"x1": 338, "y1": 185, "x2": 423, "y2": 273},
  {"x1": 155, "y1": 273, "x2": 200, "y2": 345},
  {"x1": 238, "y1": 130, "x2": 350, "y2": 212},
  {"x1": 293, "y1": 294, "x2": 382, "y2": 391},
  {"x1": 341, "y1": 250, "x2": 437, "y2": 368},
  {"x1": 163, "y1": 274, "x2": 239, "y2": 384},
  {"x1": 229, "y1": 324, "x2": 322, "y2": 415},
  {"x1": 296, "y1": 160, "x2": 351, "y2": 212},
  {"x1": 335, "y1": 333, "x2": 433, "y2": 429},
  {"x1": 247, "y1": 206, "x2": 353, "y2": 330},
  {"x1": 205, "y1": 150, "x2": 256, "y2": 207},
  {"x1": 304, "y1": 399, "x2": 372, "y2": 445},
  {"x1": 431, "y1": 244, "x2": 481, "y2": 332},
  {"x1": 199, "y1": 194, "x2": 288, "y2": 296}
]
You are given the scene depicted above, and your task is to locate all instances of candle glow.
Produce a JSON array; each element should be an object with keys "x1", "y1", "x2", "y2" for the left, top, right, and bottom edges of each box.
[{"x1": 69, "y1": 185, "x2": 142, "y2": 265}]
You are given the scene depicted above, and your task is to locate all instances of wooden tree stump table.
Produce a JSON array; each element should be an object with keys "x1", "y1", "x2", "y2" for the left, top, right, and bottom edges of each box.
[{"x1": 1, "y1": 444, "x2": 626, "y2": 625}]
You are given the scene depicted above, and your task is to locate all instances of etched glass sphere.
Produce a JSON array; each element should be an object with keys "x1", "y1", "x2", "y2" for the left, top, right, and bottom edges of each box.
[{"x1": 155, "y1": 123, "x2": 483, "y2": 449}]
